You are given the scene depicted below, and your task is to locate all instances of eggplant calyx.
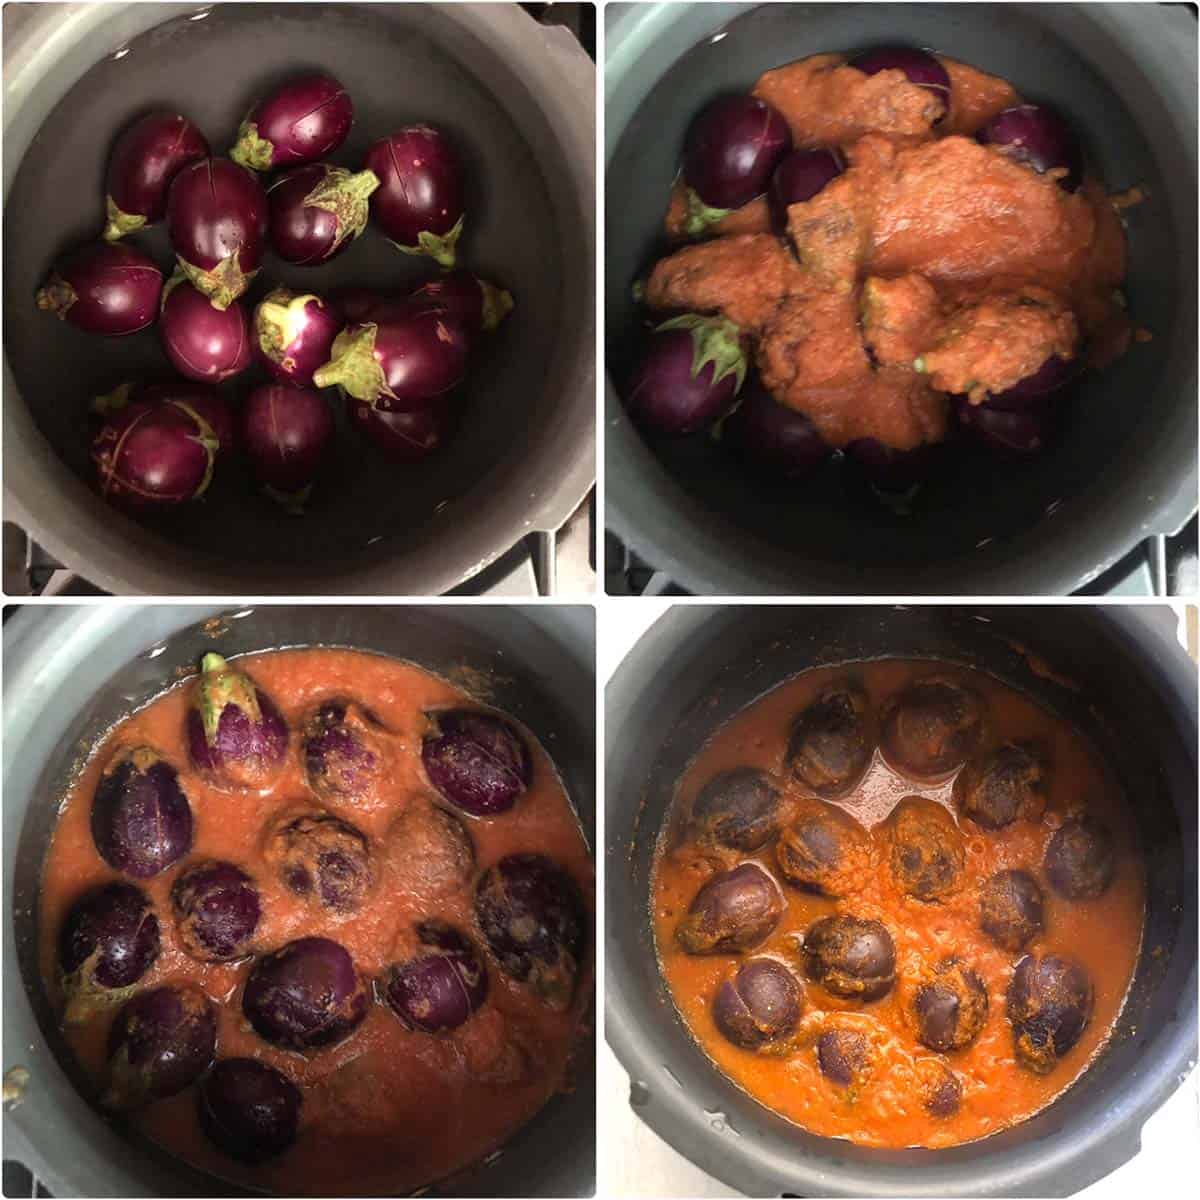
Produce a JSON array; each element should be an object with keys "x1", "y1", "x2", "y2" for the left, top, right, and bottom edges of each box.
[
  {"x1": 479, "y1": 279, "x2": 515, "y2": 332},
  {"x1": 388, "y1": 214, "x2": 464, "y2": 270},
  {"x1": 63, "y1": 968, "x2": 138, "y2": 1027},
  {"x1": 682, "y1": 186, "x2": 733, "y2": 237},
  {"x1": 257, "y1": 288, "x2": 322, "y2": 363},
  {"x1": 656, "y1": 313, "x2": 748, "y2": 393},
  {"x1": 229, "y1": 121, "x2": 275, "y2": 172},
  {"x1": 196, "y1": 652, "x2": 263, "y2": 744},
  {"x1": 103, "y1": 196, "x2": 147, "y2": 242},
  {"x1": 171, "y1": 401, "x2": 220, "y2": 497},
  {"x1": 92, "y1": 381, "x2": 137, "y2": 416},
  {"x1": 263, "y1": 482, "x2": 313, "y2": 516},
  {"x1": 35, "y1": 274, "x2": 77, "y2": 320},
  {"x1": 312, "y1": 325, "x2": 388, "y2": 404},
  {"x1": 305, "y1": 167, "x2": 380, "y2": 254},
  {"x1": 177, "y1": 253, "x2": 254, "y2": 311}
]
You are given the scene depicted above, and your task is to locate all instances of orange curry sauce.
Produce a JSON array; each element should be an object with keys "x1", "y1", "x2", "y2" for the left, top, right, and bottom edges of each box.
[
  {"x1": 39, "y1": 648, "x2": 593, "y2": 1196},
  {"x1": 652, "y1": 661, "x2": 1143, "y2": 1149}
]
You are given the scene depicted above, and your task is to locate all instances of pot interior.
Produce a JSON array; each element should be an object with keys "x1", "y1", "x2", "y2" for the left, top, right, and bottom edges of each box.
[
  {"x1": 607, "y1": 606, "x2": 1197, "y2": 1194},
  {"x1": 9, "y1": 605, "x2": 595, "y2": 1197},
  {"x1": 606, "y1": 2, "x2": 1196, "y2": 591},
  {"x1": 4, "y1": 2, "x2": 586, "y2": 590}
]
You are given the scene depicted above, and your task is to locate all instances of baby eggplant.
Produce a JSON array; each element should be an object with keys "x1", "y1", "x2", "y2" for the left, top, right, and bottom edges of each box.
[
  {"x1": 723, "y1": 380, "x2": 831, "y2": 477},
  {"x1": 159, "y1": 272, "x2": 251, "y2": 383},
  {"x1": 801, "y1": 914, "x2": 895, "y2": 1001},
  {"x1": 676, "y1": 863, "x2": 782, "y2": 955},
  {"x1": 166, "y1": 157, "x2": 267, "y2": 309},
  {"x1": 382, "y1": 921, "x2": 489, "y2": 1033},
  {"x1": 690, "y1": 767, "x2": 781, "y2": 852},
  {"x1": 775, "y1": 799, "x2": 870, "y2": 898},
  {"x1": 881, "y1": 675, "x2": 985, "y2": 781},
  {"x1": 954, "y1": 741, "x2": 1047, "y2": 830},
  {"x1": 956, "y1": 397, "x2": 1054, "y2": 455},
  {"x1": 302, "y1": 700, "x2": 391, "y2": 808},
  {"x1": 408, "y1": 270, "x2": 514, "y2": 338},
  {"x1": 786, "y1": 683, "x2": 876, "y2": 798},
  {"x1": 978, "y1": 104, "x2": 1082, "y2": 192},
  {"x1": 313, "y1": 307, "x2": 469, "y2": 411},
  {"x1": 104, "y1": 984, "x2": 216, "y2": 1109},
  {"x1": 171, "y1": 860, "x2": 261, "y2": 963},
  {"x1": 912, "y1": 957, "x2": 989, "y2": 1052},
  {"x1": 91, "y1": 746, "x2": 192, "y2": 878},
  {"x1": 58, "y1": 882, "x2": 160, "y2": 1021},
  {"x1": 264, "y1": 811, "x2": 372, "y2": 914},
  {"x1": 421, "y1": 709, "x2": 532, "y2": 817},
  {"x1": 104, "y1": 111, "x2": 209, "y2": 241},
  {"x1": 91, "y1": 398, "x2": 218, "y2": 507},
  {"x1": 197, "y1": 1058, "x2": 301, "y2": 1164},
  {"x1": 713, "y1": 957, "x2": 803, "y2": 1050},
  {"x1": 816, "y1": 1027, "x2": 873, "y2": 1086},
  {"x1": 916, "y1": 1058, "x2": 963, "y2": 1117},
  {"x1": 850, "y1": 46, "x2": 952, "y2": 108},
  {"x1": 1044, "y1": 816, "x2": 1116, "y2": 900},
  {"x1": 242, "y1": 936, "x2": 368, "y2": 1051},
  {"x1": 985, "y1": 354, "x2": 1080, "y2": 410},
  {"x1": 186, "y1": 652, "x2": 288, "y2": 789},
  {"x1": 241, "y1": 384, "x2": 334, "y2": 512},
  {"x1": 267, "y1": 163, "x2": 379, "y2": 265},
  {"x1": 36, "y1": 242, "x2": 162, "y2": 336},
  {"x1": 231, "y1": 73, "x2": 353, "y2": 171},
  {"x1": 349, "y1": 399, "x2": 454, "y2": 463},
  {"x1": 366, "y1": 125, "x2": 465, "y2": 267},
  {"x1": 1007, "y1": 953, "x2": 1094, "y2": 1073},
  {"x1": 385, "y1": 802, "x2": 475, "y2": 903},
  {"x1": 887, "y1": 796, "x2": 964, "y2": 902},
  {"x1": 768, "y1": 149, "x2": 844, "y2": 235},
  {"x1": 93, "y1": 381, "x2": 236, "y2": 461},
  {"x1": 625, "y1": 314, "x2": 748, "y2": 435},
  {"x1": 979, "y1": 868, "x2": 1045, "y2": 952},
  {"x1": 681, "y1": 95, "x2": 791, "y2": 235},
  {"x1": 252, "y1": 288, "x2": 341, "y2": 387},
  {"x1": 475, "y1": 854, "x2": 585, "y2": 1010}
]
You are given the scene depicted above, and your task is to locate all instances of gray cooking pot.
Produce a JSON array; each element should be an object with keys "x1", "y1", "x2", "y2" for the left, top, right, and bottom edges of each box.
[
  {"x1": 605, "y1": 2, "x2": 1198, "y2": 595},
  {"x1": 2, "y1": 604, "x2": 595, "y2": 1197},
  {"x1": 606, "y1": 604, "x2": 1197, "y2": 1197},
  {"x1": 3, "y1": 2, "x2": 594, "y2": 595}
]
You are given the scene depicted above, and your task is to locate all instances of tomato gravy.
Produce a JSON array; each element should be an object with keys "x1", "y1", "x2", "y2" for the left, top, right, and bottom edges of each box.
[
  {"x1": 652, "y1": 660, "x2": 1143, "y2": 1149},
  {"x1": 39, "y1": 647, "x2": 593, "y2": 1195}
]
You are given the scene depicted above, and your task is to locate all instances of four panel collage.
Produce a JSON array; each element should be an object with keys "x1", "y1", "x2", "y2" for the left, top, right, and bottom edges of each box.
[{"x1": 0, "y1": 3, "x2": 1196, "y2": 1199}]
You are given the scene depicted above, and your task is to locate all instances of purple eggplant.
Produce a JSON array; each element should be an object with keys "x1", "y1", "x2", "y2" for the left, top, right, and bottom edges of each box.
[
  {"x1": 312, "y1": 307, "x2": 468, "y2": 411},
  {"x1": 978, "y1": 104, "x2": 1082, "y2": 192},
  {"x1": 166, "y1": 157, "x2": 268, "y2": 309},
  {"x1": 366, "y1": 126, "x2": 465, "y2": 268},
  {"x1": 91, "y1": 746, "x2": 193, "y2": 878},
  {"x1": 197, "y1": 1059, "x2": 300, "y2": 1164},
  {"x1": 242, "y1": 936, "x2": 368, "y2": 1051},
  {"x1": 265, "y1": 812, "x2": 372, "y2": 914},
  {"x1": 104, "y1": 112, "x2": 209, "y2": 241},
  {"x1": 681, "y1": 95, "x2": 791, "y2": 235},
  {"x1": 252, "y1": 288, "x2": 342, "y2": 387},
  {"x1": 984, "y1": 354, "x2": 1080, "y2": 410},
  {"x1": 328, "y1": 285, "x2": 385, "y2": 324},
  {"x1": 956, "y1": 397, "x2": 1053, "y2": 455},
  {"x1": 349, "y1": 400, "x2": 453, "y2": 463},
  {"x1": 421, "y1": 709, "x2": 532, "y2": 817},
  {"x1": 850, "y1": 46, "x2": 952, "y2": 108},
  {"x1": 267, "y1": 163, "x2": 378, "y2": 265},
  {"x1": 95, "y1": 381, "x2": 236, "y2": 460},
  {"x1": 172, "y1": 860, "x2": 262, "y2": 963},
  {"x1": 104, "y1": 984, "x2": 216, "y2": 1109},
  {"x1": 159, "y1": 271, "x2": 251, "y2": 382},
  {"x1": 382, "y1": 921, "x2": 488, "y2": 1033},
  {"x1": 407, "y1": 270, "x2": 514, "y2": 338},
  {"x1": 475, "y1": 854, "x2": 585, "y2": 1010},
  {"x1": 36, "y1": 243, "x2": 162, "y2": 336},
  {"x1": 58, "y1": 882, "x2": 160, "y2": 1022},
  {"x1": 724, "y1": 381, "x2": 831, "y2": 476},
  {"x1": 242, "y1": 384, "x2": 334, "y2": 512},
  {"x1": 230, "y1": 73, "x2": 353, "y2": 172},
  {"x1": 626, "y1": 314, "x2": 748, "y2": 435},
  {"x1": 302, "y1": 700, "x2": 389, "y2": 807},
  {"x1": 91, "y1": 398, "x2": 218, "y2": 507},
  {"x1": 769, "y1": 148, "x2": 844, "y2": 234},
  {"x1": 186, "y1": 652, "x2": 288, "y2": 788}
]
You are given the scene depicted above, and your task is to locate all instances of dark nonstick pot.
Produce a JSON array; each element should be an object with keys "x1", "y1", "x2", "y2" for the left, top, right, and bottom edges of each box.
[
  {"x1": 606, "y1": 604, "x2": 1197, "y2": 1197},
  {"x1": 3, "y1": 2, "x2": 594, "y2": 595},
  {"x1": 605, "y1": 2, "x2": 1197, "y2": 594},
  {"x1": 2, "y1": 604, "x2": 595, "y2": 1197}
]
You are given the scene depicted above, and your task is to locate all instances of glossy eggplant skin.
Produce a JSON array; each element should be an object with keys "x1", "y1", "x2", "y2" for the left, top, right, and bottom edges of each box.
[
  {"x1": 366, "y1": 126, "x2": 465, "y2": 267},
  {"x1": 104, "y1": 112, "x2": 209, "y2": 241},
  {"x1": 382, "y1": 921, "x2": 489, "y2": 1033},
  {"x1": 241, "y1": 384, "x2": 334, "y2": 508},
  {"x1": 676, "y1": 863, "x2": 782, "y2": 954},
  {"x1": 231, "y1": 74, "x2": 353, "y2": 172},
  {"x1": 421, "y1": 710, "x2": 532, "y2": 817},
  {"x1": 171, "y1": 860, "x2": 261, "y2": 963},
  {"x1": 36, "y1": 243, "x2": 162, "y2": 336},
  {"x1": 252, "y1": 288, "x2": 342, "y2": 388},
  {"x1": 267, "y1": 164, "x2": 379, "y2": 265},
  {"x1": 166, "y1": 157, "x2": 268, "y2": 309},
  {"x1": 159, "y1": 275, "x2": 252, "y2": 383},
  {"x1": 197, "y1": 1058, "x2": 301, "y2": 1164}
]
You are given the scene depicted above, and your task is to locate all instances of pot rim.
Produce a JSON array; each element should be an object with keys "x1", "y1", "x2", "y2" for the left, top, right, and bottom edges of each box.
[{"x1": 604, "y1": 603, "x2": 1199, "y2": 1197}]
